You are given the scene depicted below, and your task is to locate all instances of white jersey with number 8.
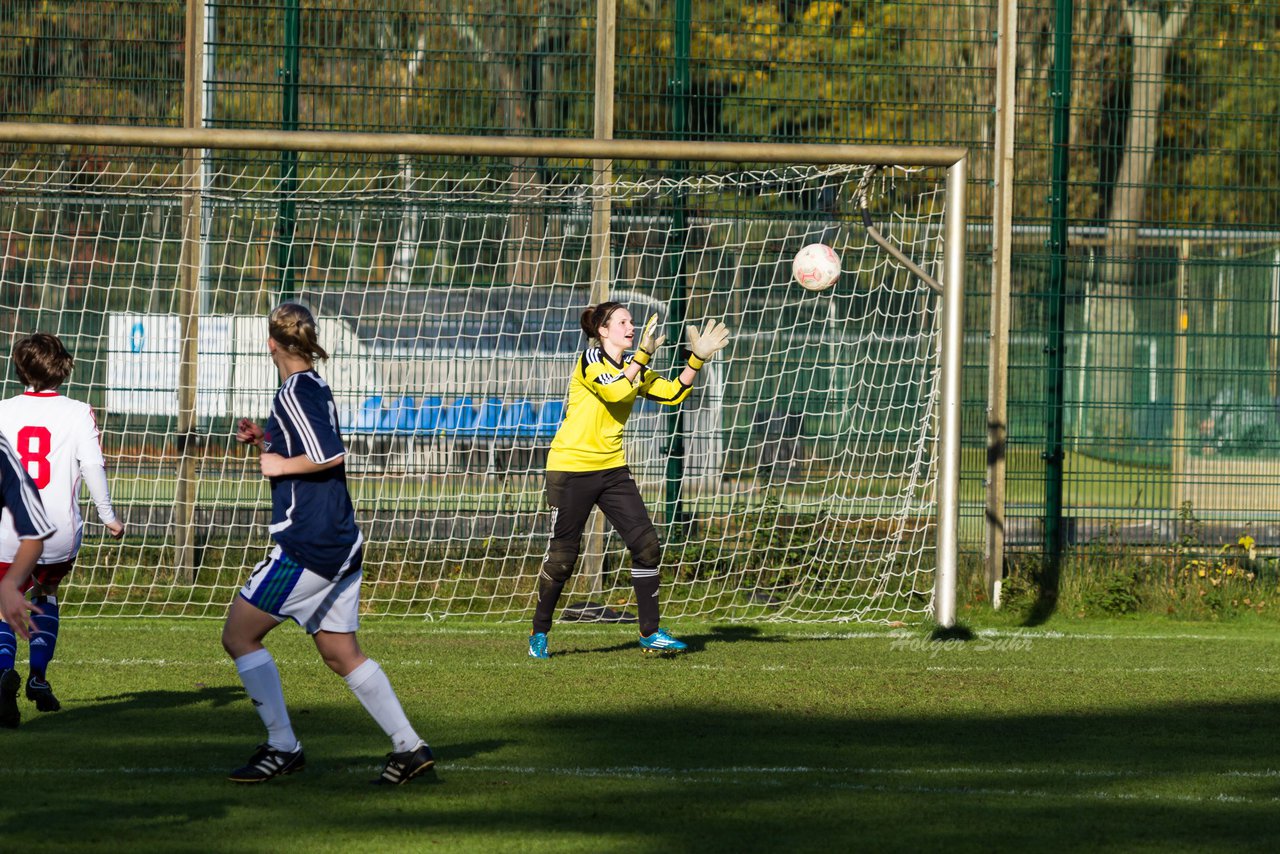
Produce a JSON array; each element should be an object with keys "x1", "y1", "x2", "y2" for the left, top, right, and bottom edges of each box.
[{"x1": 0, "y1": 390, "x2": 117, "y2": 564}]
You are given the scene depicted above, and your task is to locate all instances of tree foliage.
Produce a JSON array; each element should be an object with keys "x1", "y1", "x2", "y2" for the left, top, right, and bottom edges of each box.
[{"x1": 1, "y1": 0, "x2": 1278, "y2": 229}]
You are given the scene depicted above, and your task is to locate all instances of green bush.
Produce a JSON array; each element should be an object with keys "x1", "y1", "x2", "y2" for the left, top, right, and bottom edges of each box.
[{"x1": 1082, "y1": 571, "x2": 1143, "y2": 616}]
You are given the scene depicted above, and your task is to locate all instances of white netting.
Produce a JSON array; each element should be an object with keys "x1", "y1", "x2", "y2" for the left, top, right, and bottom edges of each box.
[{"x1": 0, "y1": 152, "x2": 949, "y2": 622}]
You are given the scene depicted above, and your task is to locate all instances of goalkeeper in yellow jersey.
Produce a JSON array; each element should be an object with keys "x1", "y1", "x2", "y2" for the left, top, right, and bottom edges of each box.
[{"x1": 529, "y1": 301, "x2": 730, "y2": 658}]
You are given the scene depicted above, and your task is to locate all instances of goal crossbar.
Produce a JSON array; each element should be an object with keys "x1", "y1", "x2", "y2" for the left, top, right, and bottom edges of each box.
[{"x1": 0, "y1": 121, "x2": 966, "y2": 168}]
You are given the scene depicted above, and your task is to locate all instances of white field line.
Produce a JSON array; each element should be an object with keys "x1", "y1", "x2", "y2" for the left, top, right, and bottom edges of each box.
[
  {"x1": 919, "y1": 665, "x2": 1280, "y2": 673},
  {"x1": 29, "y1": 652, "x2": 1280, "y2": 677},
  {"x1": 35, "y1": 656, "x2": 1280, "y2": 676},
  {"x1": 61, "y1": 622, "x2": 1270, "y2": 644},
  {"x1": 2, "y1": 762, "x2": 1278, "y2": 805}
]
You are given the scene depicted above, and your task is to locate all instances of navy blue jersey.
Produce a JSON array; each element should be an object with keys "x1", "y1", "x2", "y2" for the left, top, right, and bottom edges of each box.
[
  {"x1": 0, "y1": 431, "x2": 55, "y2": 545},
  {"x1": 262, "y1": 370, "x2": 362, "y2": 579}
]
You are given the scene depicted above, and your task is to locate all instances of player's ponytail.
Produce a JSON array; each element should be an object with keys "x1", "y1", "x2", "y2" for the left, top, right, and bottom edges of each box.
[
  {"x1": 269, "y1": 302, "x2": 329, "y2": 363},
  {"x1": 580, "y1": 301, "x2": 625, "y2": 344}
]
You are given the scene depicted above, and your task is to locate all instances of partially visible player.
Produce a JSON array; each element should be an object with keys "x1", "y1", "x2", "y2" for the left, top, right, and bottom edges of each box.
[
  {"x1": 222, "y1": 302, "x2": 435, "y2": 786},
  {"x1": 0, "y1": 429, "x2": 55, "y2": 728},
  {"x1": 0, "y1": 430, "x2": 54, "y2": 625},
  {"x1": 0, "y1": 333, "x2": 124, "y2": 728},
  {"x1": 528, "y1": 302, "x2": 730, "y2": 659}
]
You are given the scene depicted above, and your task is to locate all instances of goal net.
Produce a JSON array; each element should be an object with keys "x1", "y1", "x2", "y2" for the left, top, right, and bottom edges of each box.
[{"x1": 0, "y1": 136, "x2": 962, "y2": 623}]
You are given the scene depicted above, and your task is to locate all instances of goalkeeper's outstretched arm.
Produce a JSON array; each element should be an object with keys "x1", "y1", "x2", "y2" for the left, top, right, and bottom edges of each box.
[{"x1": 638, "y1": 318, "x2": 732, "y2": 404}]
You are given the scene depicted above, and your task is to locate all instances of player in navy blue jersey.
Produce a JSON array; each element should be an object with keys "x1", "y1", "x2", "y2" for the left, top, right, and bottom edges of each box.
[
  {"x1": 0, "y1": 430, "x2": 56, "y2": 728},
  {"x1": 221, "y1": 303, "x2": 435, "y2": 786}
]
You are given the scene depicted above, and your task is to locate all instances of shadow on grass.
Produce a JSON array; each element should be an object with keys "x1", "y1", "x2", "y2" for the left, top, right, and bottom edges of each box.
[
  {"x1": 672, "y1": 624, "x2": 789, "y2": 653},
  {"x1": 11, "y1": 685, "x2": 245, "y2": 733},
  {"x1": 14, "y1": 685, "x2": 510, "y2": 773},
  {"x1": 930, "y1": 623, "x2": 976, "y2": 642},
  {"x1": 362, "y1": 699, "x2": 1280, "y2": 850},
  {"x1": 1024, "y1": 557, "x2": 1062, "y2": 627},
  {"x1": 550, "y1": 638, "x2": 637, "y2": 657},
  {"x1": 553, "y1": 623, "x2": 790, "y2": 656},
  {"x1": 89, "y1": 685, "x2": 245, "y2": 710},
  {"x1": 10, "y1": 667, "x2": 1280, "y2": 850},
  {"x1": 35, "y1": 696, "x2": 1279, "y2": 850}
]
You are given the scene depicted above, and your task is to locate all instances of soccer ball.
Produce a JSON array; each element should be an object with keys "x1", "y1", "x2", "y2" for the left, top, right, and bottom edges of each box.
[{"x1": 792, "y1": 243, "x2": 841, "y2": 292}]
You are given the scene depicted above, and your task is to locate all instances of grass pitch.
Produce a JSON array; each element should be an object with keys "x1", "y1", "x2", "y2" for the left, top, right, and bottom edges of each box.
[{"x1": 3, "y1": 616, "x2": 1280, "y2": 852}]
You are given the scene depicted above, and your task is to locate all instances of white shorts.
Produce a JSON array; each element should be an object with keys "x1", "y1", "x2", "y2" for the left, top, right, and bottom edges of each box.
[{"x1": 239, "y1": 545, "x2": 362, "y2": 634}]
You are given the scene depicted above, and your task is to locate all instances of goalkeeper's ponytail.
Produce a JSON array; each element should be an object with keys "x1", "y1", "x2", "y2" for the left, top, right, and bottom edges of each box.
[{"x1": 580, "y1": 301, "x2": 625, "y2": 344}]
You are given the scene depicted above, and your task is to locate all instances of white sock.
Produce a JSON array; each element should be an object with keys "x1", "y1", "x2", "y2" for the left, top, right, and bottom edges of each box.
[
  {"x1": 343, "y1": 658, "x2": 421, "y2": 752},
  {"x1": 235, "y1": 649, "x2": 299, "y2": 752}
]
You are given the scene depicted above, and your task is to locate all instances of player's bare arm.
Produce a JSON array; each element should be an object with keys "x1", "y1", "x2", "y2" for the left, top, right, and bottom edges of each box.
[
  {"x1": 0, "y1": 538, "x2": 44, "y2": 639},
  {"x1": 259, "y1": 452, "x2": 345, "y2": 479},
  {"x1": 236, "y1": 417, "x2": 265, "y2": 447}
]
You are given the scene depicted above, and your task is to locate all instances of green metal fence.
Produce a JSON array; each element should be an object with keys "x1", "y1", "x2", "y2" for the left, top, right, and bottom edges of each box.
[{"x1": 3, "y1": 0, "x2": 1279, "y2": 577}]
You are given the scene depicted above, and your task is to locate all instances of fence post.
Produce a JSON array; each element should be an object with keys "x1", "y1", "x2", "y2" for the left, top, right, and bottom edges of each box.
[
  {"x1": 663, "y1": 0, "x2": 692, "y2": 540},
  {"x1": 985, "y1": 0, "x2": 1017, "y2": 607},
  {"x1": 1171, "y1": 239, "x2": 1190, "y2": 513},
  {"x1": 277, "y1": 0, "x2": 300, "y2": 299},
  {"x1": 1042, "y1": 0, "x2": 1074, "y2": 576},
  {"x1": 176, "y1": 0, "x2": 207, "y2": 584},
  {"x1": 580, "y1": 0, "x2": 618, "y2": 606}
]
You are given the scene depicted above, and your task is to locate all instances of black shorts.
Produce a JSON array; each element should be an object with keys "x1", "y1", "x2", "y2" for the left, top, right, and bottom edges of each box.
[
  {"x1": 545, "y1": 466, "x2": 656, "y2": 552},
  {"x1": 0, "y1": 559, "x2": 74, "y2": 595}
]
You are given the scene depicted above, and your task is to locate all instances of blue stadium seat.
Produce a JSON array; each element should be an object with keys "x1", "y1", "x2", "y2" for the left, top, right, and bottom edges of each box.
[
  {"x1": 473, "y1": 396, "x2": 504, "y2": 438},
  {"x1": 439, "y1": 397, "x2": 477, "y2": 438},
  {"x1": 338, "y1": 403, "x2": 358, "y2": 433},
  {"x1": 535, "y1": 399, "x2": 565, "y2": 438},
  {"x1": 518, "y1": 402, "x2": 541, "y2": 438},
  {"x1": 510, "y1": 399, "x2": 539, "y2": 438},
  {"x1": 495, "y1": 399, "x2": 533, "y2": 438},
  {"x1": 379, "y1": 395, "x2": 417, "y2": 434},
  {"x1": 415, "y1": 396, "x2": 443, "y2": 435},
  {"x1": 355, "y1": 395, "x2": 384, "y2": 433}
]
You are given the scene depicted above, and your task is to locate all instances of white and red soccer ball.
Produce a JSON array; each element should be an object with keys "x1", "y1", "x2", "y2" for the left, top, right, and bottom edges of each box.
[{"x1": 792, "y1": 243, "x2": 841, "y2": 292}]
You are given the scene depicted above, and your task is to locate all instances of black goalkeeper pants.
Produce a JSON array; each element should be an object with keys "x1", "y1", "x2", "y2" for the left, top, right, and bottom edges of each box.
[{"x1": 533, "y1": 466, "x2": 663, "y2": 635}]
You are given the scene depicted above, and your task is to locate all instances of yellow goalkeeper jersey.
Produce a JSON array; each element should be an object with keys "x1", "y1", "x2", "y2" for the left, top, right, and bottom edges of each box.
[{"x1": 547, "y1": 346, "x2": 693, "y2": 472}]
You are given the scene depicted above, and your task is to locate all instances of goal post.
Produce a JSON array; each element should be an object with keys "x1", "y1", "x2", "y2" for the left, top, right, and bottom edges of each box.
[{"x1": 0, "y1": 122, "x2": 966, "y2": 626}]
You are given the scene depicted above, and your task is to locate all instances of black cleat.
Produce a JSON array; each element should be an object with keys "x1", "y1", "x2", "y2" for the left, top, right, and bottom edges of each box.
[
  {"x1": 0, "y1": 669, "x2": 19, "y2": 729},
  {"x1": 228, "y1": 743, "x2": 305, "y2": 783},
  {"x1": 25, "y1": 677, "x2": 61, "y2": 712},
  {"x1": 373, "y1": 741, "x2": 436, "y2": 786}
]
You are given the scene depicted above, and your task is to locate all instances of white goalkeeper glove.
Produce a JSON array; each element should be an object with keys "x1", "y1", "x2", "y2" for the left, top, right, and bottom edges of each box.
[
  {"x1": 685, "y1": 319, "x2": 731, "y2": 371},
  {"x1": 631, "y1": 314, "x2": 666, "y2": 367}
]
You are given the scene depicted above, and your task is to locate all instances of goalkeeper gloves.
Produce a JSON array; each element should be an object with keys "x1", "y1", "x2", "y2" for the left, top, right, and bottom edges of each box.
[
  {"x1": 685, "y1": 319, "x2": 731, "y2": 371},
  {"x1": 631, "y1": 314, "x2": 666, "y2": 367}
]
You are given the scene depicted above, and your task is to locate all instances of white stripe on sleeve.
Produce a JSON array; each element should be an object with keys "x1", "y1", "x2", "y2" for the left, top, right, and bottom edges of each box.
[
  {"x1": 0, "y1": 439, "x2": 55, "y2": 539},
  {"x1": 278, "y1": 376, "x2": 327, "y2": 462}
]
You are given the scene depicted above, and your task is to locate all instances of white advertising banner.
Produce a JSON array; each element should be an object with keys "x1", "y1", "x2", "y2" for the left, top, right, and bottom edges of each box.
[
  {"x1": 107, "y1": 314, "x2": 232, "y2": 417},
  {"x1": 108, "y1": 313, "x2": 377, "y2": 420}
]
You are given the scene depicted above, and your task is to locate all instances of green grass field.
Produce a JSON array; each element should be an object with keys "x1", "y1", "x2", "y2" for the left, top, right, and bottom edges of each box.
[{"x1": 4, "y1": 616, "x2": 1280, "y2": 852}]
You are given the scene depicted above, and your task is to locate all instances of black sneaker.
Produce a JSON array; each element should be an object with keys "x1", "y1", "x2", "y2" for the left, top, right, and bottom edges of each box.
[
  {"x1": 373, "y1": 741, "x2": 436, "y2": 785},
  {"x1": 0, "y1": 669, "x2": 19, "y2": 729},
  {"x1": 228, "y1": 743, "x2": 306, "y2": 783},
  {"x1": 25, "y1": 676, "x2": 61, "y2": 712}
]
